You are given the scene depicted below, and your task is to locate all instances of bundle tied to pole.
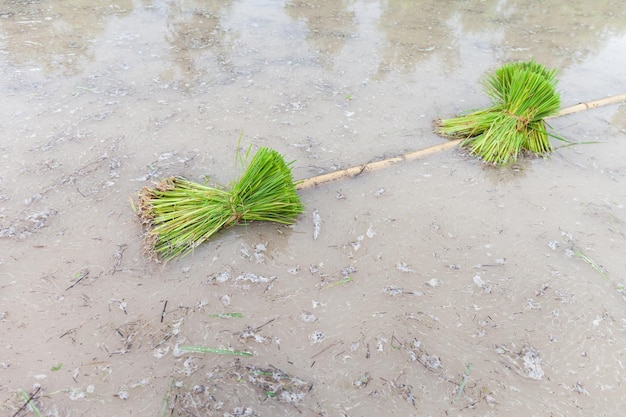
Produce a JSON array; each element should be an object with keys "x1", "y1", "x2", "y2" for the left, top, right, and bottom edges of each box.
[
  {"x1": 435, "y1": 60, "x2": 563, "y2": 165},
  {"x1": 138, "y1": 147, "x2": 304, "y2": 261},
  {"x1": 136, "y1": 65, "x2": 626, "y2": 261}
]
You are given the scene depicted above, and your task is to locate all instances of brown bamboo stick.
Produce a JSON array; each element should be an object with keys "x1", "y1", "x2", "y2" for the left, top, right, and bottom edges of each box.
[
  {"x1": 296, "y1": 94, "x2": 626, "y2": 190},
  {"x1": 548, "y1": 93, "x2": 626, "y2": 118},
  {"x1": 296, "y1": 140, "x2": 461, "y2": 190}
]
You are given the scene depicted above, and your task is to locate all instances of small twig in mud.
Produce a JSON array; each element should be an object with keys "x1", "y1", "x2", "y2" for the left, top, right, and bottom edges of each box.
[
  {"x1": 160, "y1": 300, "x2": 168, "y2": 323},
  {"x1": 59, "y1": 328, "x2": 77, "y2": 341},
  {"x1": 13, "y1": 386, "x2": 42, "y2": 417},
  {"x1": 75, "y1": 187, "x2": 89, "y2": 198},
  {"x1": 311, "y1": 340, "x2": 343, "y2": 359},
  {"x1": 263, "y1": 276, "x2": 277, "y2": 293},
  {"x1": 253, "y1": 318, "x2": 276, "y2": 332},
  {"x1": 333, "y1": 350, "x2": 347, "y2": 359},
  {"x1": 66, "y1": 268, "x2": 89, "y2": 290}
]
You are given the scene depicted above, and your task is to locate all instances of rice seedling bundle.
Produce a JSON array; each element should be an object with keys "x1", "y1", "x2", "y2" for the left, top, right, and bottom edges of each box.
[
  {"x1": 138, "y1": 147, "x2": 303, "y2": 261},
  {"x1": 436, "y1": 60, "x2": 561, "y2": 165}
]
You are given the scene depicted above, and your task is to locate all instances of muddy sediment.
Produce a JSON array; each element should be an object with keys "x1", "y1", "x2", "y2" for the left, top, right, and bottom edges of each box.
[{"x1": 1, "y1": 1, "x2": 626, "y2": 416}]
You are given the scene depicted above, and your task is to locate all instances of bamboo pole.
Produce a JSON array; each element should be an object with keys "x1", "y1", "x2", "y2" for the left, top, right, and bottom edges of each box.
[
  {"x1": 296, "y1": 140, "x2": 461, "y2": 190},
  {"x1": 296, "y1": 93, "x2": 626, "y2": 190},
  {"x1": 547, "y1": 93, "x2": 626, "y2": 118}
]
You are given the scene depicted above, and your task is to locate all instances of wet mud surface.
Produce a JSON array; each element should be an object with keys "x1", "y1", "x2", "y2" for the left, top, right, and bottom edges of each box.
[{"x1": 1, "y1": 1, "x2": 626, "y2": 416}]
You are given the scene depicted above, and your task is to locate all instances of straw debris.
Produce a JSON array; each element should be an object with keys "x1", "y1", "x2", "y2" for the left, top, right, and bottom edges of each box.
[{"x1": 244, "y1": 365, "x2": 313, "y2": 404}]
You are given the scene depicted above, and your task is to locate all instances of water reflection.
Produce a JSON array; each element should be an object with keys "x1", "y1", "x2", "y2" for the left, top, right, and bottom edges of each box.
[
  {"x1": 452, "y1": 0, "x2": 626, "y2": 69},
  {"x1": 160, "y1": 0, "x2": 234, "y2": 81},
  {"x1": 0, "y1": 0, "x2": 624, "y2": 80},
  {"x1": 284, "y1": 0, "x2": 357, "y2": 65},
  {"x1": 0, "y1": 0, "x2": 132, "y2": 74}
]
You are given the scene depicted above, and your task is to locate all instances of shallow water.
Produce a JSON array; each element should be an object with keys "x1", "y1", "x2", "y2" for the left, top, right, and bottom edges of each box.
[{"x1": 1, "y1": 1, "x2": 626, "y2": 416}]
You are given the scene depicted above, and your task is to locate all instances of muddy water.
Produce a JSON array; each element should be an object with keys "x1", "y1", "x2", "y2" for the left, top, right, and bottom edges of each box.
[{"x1": 1, "y1": 1, "x2": 626, "y2": 416}]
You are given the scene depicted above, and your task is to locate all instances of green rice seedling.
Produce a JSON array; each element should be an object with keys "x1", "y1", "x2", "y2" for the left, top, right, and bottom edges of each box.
[
  {"x1": 138, "y1": 147, "x2": 303, "y2": 261},
  {"x1": 209, "y1": 312, "x2": 244, "y2": 318},
  {"x1": 326, "y1": 276, "x2": 353, "y2": 288},
  {"x1": 19, "y1": 389, "x2": 43, "y2": 417},
  {"x1": 455, "y1": 363, "x2": 472, "y2": 402},
  {"x1": 573, "y1": 249, "x2": 609, "y2": 281},
  {"x1": 436, "y1": 60, "x2": 562, "y2": 165},
  {"x1": 159, "y1": 380, "x2": 174, "y2": 417}
]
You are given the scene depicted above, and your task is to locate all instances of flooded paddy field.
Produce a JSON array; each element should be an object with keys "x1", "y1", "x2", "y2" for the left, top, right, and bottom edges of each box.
[{"x1": 1, "y1": 1, "x2": 626, "y2": 416}]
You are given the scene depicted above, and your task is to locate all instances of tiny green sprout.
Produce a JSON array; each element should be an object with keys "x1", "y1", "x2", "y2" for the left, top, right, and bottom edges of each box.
[
  {"x1": 326, "y1": 276, "x2": 353, "y2": 288},
  {"x1": 209, "y1": 312, "x2": 244, "y2": 319},
  {"x1": 51, "y1": 363, "x2": 63, "y2": 371},
  {"x1": 455, "y1": 363, "x2": 472, "y2": 402},
  {"x1": 20, "y1": 390, "x2": 42, "y2": 417},
  {"x1": 265, "y1": 391, "x2": 276, "y2": 397}
]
